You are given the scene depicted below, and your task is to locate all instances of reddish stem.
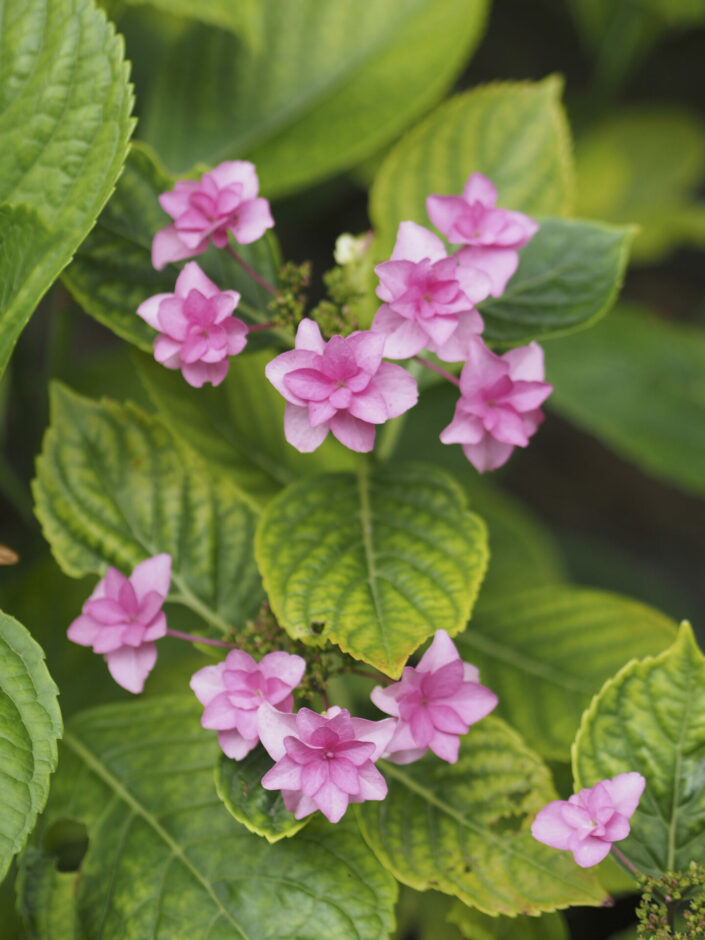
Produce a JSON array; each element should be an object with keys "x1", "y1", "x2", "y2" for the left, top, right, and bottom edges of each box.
[
  {"x1": 247, "y1": 320, "x2": 278, "y2": 332},
  {"x1": 166, "y1": 628, "x2": 234, "y2": 649},
  {"x1": 413, "y1": 355, "x2": 461, "y2": 387},
  {"x1": 610, "y1": 845, "x2": 641, "y2": 878},
  {"x1": 350, "y1": 668, "x2": 384, "y2": 681},
  {"x1": 225, "y1": 244, "x2": 279, "y2": 296}
]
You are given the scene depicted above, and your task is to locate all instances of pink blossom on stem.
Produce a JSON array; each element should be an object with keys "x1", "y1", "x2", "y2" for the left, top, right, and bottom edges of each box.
[
  {"x1": 370, "y1": 630, "x2": 497, "y2": 764},
  {"x1": 190, "y1": 649, "x2": 305, "y2": 760},
  {"x1": 67, "y1": 554, "x2": 172, "y2": 694},
  {"x1": 531, "y1": 773, "x2": 646, "y2": 868},
  {"x1": 137, "y1": 262, "x2": 248, "y2": 388},
  {"x1": 372, "y1": 221, "x2": 490, "y2": 362},
  {"x1": 152, "y1": 161, "x2": 274, "y2": 269},
  {"x1": 440, "y1": 338, "x2": 552, "y2": 473},
  {"x1": 427, "y1": 173, "x2": 539, "y2": 297},
  {"x1": 258, "y1": 704, "x2": 396, "y2": 823},
  {"x1": 264, "y1": 319, "x2": 418, "y2": 453}
]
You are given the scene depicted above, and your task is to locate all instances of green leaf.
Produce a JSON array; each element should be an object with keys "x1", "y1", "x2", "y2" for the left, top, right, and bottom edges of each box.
[
  {"x1": 370, "y1": 77, "x2": 573, "y2": 258},
  {"x1": 122, "y1": 0, "x2": 264, "y2": 47},
  {"x1": 0, "y1": 0, "x2": 134, "y2": 377},
  {"x1": 575, "y1": 108, "x2": 705, "y2": 262},
  {"x1": 456, "y1": 586, "x2": 676, "y2": 762},
  {"x1": 357, "y1": 716, "x2": 606, "y2": 915},
  {"x1": 573, "y1": 622, "x2": 705, "y2": 874},
  {"x1": 214, "y1": 747, "x2": 309, "y2": 844},
  {"x1": 0, "y1": 611, "x2": 62, "y2": 881},
  {"x1": 255, "y1": 462, "x2": 488, "y2": 676},
  {"x1": 448, "y1": 900, "x2": 568, "y2": 939},
  {"x1": 547, "y1": 304, "x2": 705, "y2": 500},
  {"x1": 134, "y1": 348, "x2": 358, "y2": 507},
  {"x1": 140, "y1": 0, "x2": 489, "y2": 195},
  {"x1": 16, "y1": 846, "x2": 81, "y2": 940},
  {"x1": 19, "y1": 696, "x2": 397, "y2": 939},
  {"x1": 476, "y1": 218, "x2": 633, "y2": 344},
  {"x1": 33, "y1": 384, "x2": 263, "y2": 636},
  {"x1": 62, "y1": 142, "x2": 280, "y2": 352}
]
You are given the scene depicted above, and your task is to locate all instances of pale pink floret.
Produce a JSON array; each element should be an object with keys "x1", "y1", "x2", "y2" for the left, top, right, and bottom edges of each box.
[
  {"x1": 427, "y1": 173, "x2": 539, "y2": 297},
  {"x1": 370, "y1": 630, "x2": 497, "y2": 765},
  {"x1": 440, "y1": 338, "x2": 552, "y2": 473},
  {"x1": 265, "y1": 319, "x2": 418, "y2": 453},
  {"x1": 258, "y1": 704, "x2": 396, "y2": 823},
  {"x1": 152, "y1": 161, "x2": 274, "y2": 269},
  {"x1": 137, "y1": 261, "x2": 248, "y2": 388},
  {"x1": 67, "y1": 554, "x2": 172, "y2": 694},
  {"x1": 372, "y1": 221, "x2": 490, "y2": 362},
  {"x1": 531, "y1": 772, "x2": 646, "y2": 868},
  {"x1": 190, "y1": 649, "x2": 305, "y2": 760}
]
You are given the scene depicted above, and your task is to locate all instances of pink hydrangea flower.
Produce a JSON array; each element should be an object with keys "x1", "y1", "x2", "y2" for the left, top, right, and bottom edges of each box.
[
  {"x1": 67, "y1": 554, "x2": 172, "y2": 694},
  {"x1": 137, "y1": 262, "x2": 248, "y2": 388},
  {"x1": 190, "y1": 649, "x2": 305, "y2": 760},
  {"x1": 427, "y1": 173, "x2": 539, "y2": 297},
  {"x1": 531, "y1": 773, "x2": 646, "y2": 868},
  {"x1": 258, "y1": 704, "x2": 396, "y2": 823},
  {"x1": 440, "y1": 338, "x2": 552, "y2": 473},
  {"x1": 370, "y1": 630, "x2": 497, "y2": 765},
  {"x1": 152, "y1": 161, "x2": 274, "y2": 269},
  {"x1": 372, "y1": 221, "x2": 490, "y2": 362},
  {"x1": 264, "y1": 319, "x2": 418, "y2": 453}
]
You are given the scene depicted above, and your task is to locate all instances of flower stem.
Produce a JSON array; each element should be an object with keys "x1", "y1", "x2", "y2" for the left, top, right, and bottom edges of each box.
[
  {"x1": 225, "y1": 244, "x2": 279, "y2": 296},
  {"x1": 166, "y1": 628, "x2": 234, "y2": 649},
  {"x1": 610, "y1": 845, "x2": 641, "y2": 878},
  {"x1": 349, "y1": 668, "x2": 384, "y2": 681},
  {"x1": 413, "y1": 355, "x2": 461, "y2": 387},
  {"x1": 246, "y1": 320, "x2": 278, "y2": 332}
]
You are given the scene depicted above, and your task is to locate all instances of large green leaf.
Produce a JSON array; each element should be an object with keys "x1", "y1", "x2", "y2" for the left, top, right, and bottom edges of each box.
[
  {"x1": 575, "y1": 108, "x2": 705, "y2": 262},
  {"x1": 573, "y1": 622, "x2": 705, "y2": 874},
  {"x1": 0, "y1": 611, "x2": 62, "y2": 881},
  {"x1": 134, "y1": 349, "x2": 358, "y2": 507},
  {"x1": 547, "y1": 304, "x2": 705, "y2": 499},
  {"x1": 16, "y1": 847, "x2": 80, "y2": 940},
  {"x1": 255, "y1": 462, "x2": 488, "y2": 676},
  {"x1": 457, "y1": 586, "x2": 676, "y2": 762},
  {"x1": 448, "y1": 901, "x2": 568, "y2": 940},
  {"x1": 357, "y1": 717, "x2": 606, "y2": 915},
  {"x1": 62, "y1": 143, "x2": 280, "y2": 352},
  {"x1": 140, "y1": 0, "x2": 489, "y2": 194},
  {"x1": 33, "y1": 384, "x2": 263, "y2": 637},
  {"x1": 476, "y1": 218, "x2": 632, "y2": 344},
  {"x1": 0, "y1": 0, "x2": 134, "y2": 377},
  {"x1": 18, "y1": 697, "x2": 397, "y2": 939},
  {"x1": 122, "y1": 0, "x2": 263, "y2": 46},
  {"x1": 370, "y1": 77, "x2": 573, "y2": 257}
]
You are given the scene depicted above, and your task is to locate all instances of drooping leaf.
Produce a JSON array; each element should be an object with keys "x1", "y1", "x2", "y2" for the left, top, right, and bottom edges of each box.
[
  {"x1": 370, "y1": 77, "x2": 573, "y2": 257},
  {"x1": 448, "y1": 900, "x2": 568, "y2": 940},
  {"x1": 16, "y1": 847, "x2": 81, "y2": 940},
  {"x1": 18, "y1": 697, "x2": 397, "y2": 939},
  {"x1": 33, "y1": 384, "x2": 263, "y2": 636},
  {"x1": 255, "y1": 462, "x2": 488, "y2": 676},
  {"x1": 134, "y1": 348, "x2": 358, "y2": 507},
  {"x1": 456, "y1": 586, "x2": 676, "y2": 762},
  {"x1": 214, "y1": 747, "x2": 309, "y2": 844},
  {"x1": 476, "y1": 218, "x2": 632, "y2": 344},
  {"x1": 62, "y1": 143, "x2": 280, "y2": 352},
  {"x1": 0, "y1": 0, "x2": 134, "y2": 377},
  {"x1": 573, "y1": 622, "x2": 705, "y2": 874},
  {"x1": 0, "y1": 611, "x2": 62, "y2": 881},
  {"x1": 357, "y1": 717, "x2": 606, "y2": 916},
  {"x1": 122, "y1": 0, "x2": 264, "y2": 47},
  {"x1": 140, "y1": 0, "x2": 489, "y2": 195},
  {"x1": 547, "y1": 304, "x2": 705, "y2": 500},
  {"x1": 575, "y1": 108, "x2": 705, "y2": 262}
]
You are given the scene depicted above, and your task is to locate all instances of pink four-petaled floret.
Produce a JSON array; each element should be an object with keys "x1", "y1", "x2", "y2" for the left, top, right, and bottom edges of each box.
[
  {"x1": 137, "y1": 261, "x2": 248, "y2": 388},
  {"x1": 258, "y1": 704, "x2": 396, "y2": 823},
  {"x1": 265, "y1": 319, "x2": 418, "y2": 453},
  {"x1": 440, "y1": 337, "x2": 552, "y2": 473},
  {"x1": 190, "y1": 649, "x2": 306, "y2": 760},
  {"x1": 370, "y1": 630, "x2": 497, "y2": 764},
  {"x1": 531, "y1": 772, "x2": 646, "y2": 867},
  {"x1": 372, "y1": 221, "x2": 490, "y2": 362},
  {"x1": 427, "y1": 172, "x2": 538, "y2": 297},
  {"x1": 67, "y1": 554, "x2": 172, "y2": 694},
  {"x1": 152, "y1": 160, "x2": 274, "y2": 269}
]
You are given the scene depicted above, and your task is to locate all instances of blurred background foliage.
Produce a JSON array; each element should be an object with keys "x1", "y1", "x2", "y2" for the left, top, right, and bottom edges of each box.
[{"x1": 1, "y1": 0, "x2": 704, "y2": 937}]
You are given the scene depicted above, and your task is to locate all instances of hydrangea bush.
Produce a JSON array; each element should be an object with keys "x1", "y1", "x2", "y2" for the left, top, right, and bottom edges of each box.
[{"x1": 1, "y1": 1, "x2": 704, "y2": 938}]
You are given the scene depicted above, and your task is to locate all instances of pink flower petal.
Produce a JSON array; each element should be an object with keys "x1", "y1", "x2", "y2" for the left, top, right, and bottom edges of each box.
[
  {"x1": 175, "y1": 261, "x2": 221, "y2": 299},
  {"x1": 218, "y1": 729, "x2": 257, "y2": 760},
  {"x1": 531, "y1": 800, "x2": 576, "y2": 850},
  {"x1": 462, "y1": 172, "x2": 497, "y2": 206},
  {"x1": 391, "y1": 221, "x2": 447, "y2": 264},
  {"x1": 348, "y1": 384, "x2": 389, "y2": 424},
  {"x1": 152, "y1": 225, "x2": 207, "y2": 270},
  {"x1": 456, "y1": 245, "x2": 518, "y2": 297},
  {"x1": 417, "y1": 630, "x2": 461, "y2": 674},
  {"x1": 329, "y1": 757, "x2": 361, "y2": 795},
  {"x1": 153, "y1": 335, "x2": 182, "y2": 366},
  {"x1": 426, "y1": 195, "x2": 469, "y2": 242},
  {"x1": 354, "y1": 762, "x2": 388, "y2": 801},
  {"x1": 462, "y1": 436, "x2": 514, "y2": 473},
  {"x1": 284, "y1": 402, "x2": 329, "y2": 452},
  {"x1": 259, "y1": 652, "x2": 306, "y2": 690},
  {"x1": 369, "y1": 683, "x2": 401, "y2": 718},
  {"x1": 67, "y1": 614, "x2": 102, "y2": 647},
  {"x1": 105, "y1": 643, "x2": 157, "y2": 694},
  {"x1": 571, "y1": 836, "x2": 612, "y2": 868},
  {"x1": 314, "y1": 780, "x2": 350, "y2": 823},
  {"x1": 190, "y1": 663, "x2": 226, "y2": 706},
  {"x1": 137, "y1": 293, "x2": 171, "y2": 330},
  {"x1": 329, "y1": 412, "x2": 375, "y2": 452},
  {"x1": 258, "y1": 703, "x2": 299, "y2": 761},
  {"x1": 427, "y1": 729, "x2": 461, "y2": 763},
  {"x1": 209, "y1": 160, "x2": 259, "y2": 199},
  {"x1": 295, "y1": 318, "x2": 326, "y2": 354},
  {"x1": 262, "y1": 755, "x2": 303, "y2": 791},
  {"x1": 231, "y1": 197, "x2": 274, "y2": 244},
  {"x1": 129, "y1": 553, "x2": 171, "y2": 603},
  {"x1": 605, "y1": 772, "x2": 646, "y2": 819},
  {"x1": 503, "y1": 341, "x2": 546, "y2": 382},
  {"x1": 378, "y1": 318, "x2": 429, "y2": 360},
  {"x1": 301, "y1": 760, "x2": 329, "y2": 797},
  {"x1": 265, "y1": 349, "x2": 320, "y2": 405},
  {"x1": 371, "y1": 362, "x2": 418, "y2": 418},
  {"x1": 202, "y1": 692, "x2": 239, "y2": 730}
]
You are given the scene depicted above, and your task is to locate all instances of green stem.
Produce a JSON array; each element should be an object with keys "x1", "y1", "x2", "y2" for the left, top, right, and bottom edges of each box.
[
  {"x1": 0, "y1": 460, "x2": 34, "y2": 525},
  {"x1": 168, "y1": 584, "x2": 234, "y2": 638}
]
